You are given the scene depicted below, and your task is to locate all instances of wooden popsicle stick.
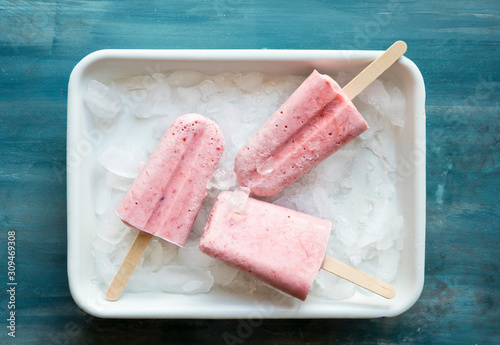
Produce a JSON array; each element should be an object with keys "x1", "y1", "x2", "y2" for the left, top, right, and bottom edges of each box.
[
  {"x1": 106, "y1": 231, "x2": 153, "y2": 301},
  {"x1": 322, "y1": 256, "x2": 396, "y2": 299},
  {"x1": 342, "y1": 40, "x2": 407, "y2": 100}
]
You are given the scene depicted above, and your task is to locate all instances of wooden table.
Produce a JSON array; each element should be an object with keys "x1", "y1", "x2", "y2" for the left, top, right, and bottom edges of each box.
[{"x1": 1, "y1": 1, "x2": 498, "y2": 343}]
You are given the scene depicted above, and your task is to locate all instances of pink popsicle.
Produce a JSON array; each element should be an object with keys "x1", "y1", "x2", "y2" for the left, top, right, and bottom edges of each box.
[
  {"x1": 235, "y1": 41, "x2": 407, "y2": 196},
  {"x1": 116, "y1": 113, "x2": 224, "y2": 247},
  {"x1": 200, "y1": 191, "x2": 396, "y2": 301},
  {"x1": 235, "y1": 70, "x2": 367, "y2": 197},
  {"x1": 107, "y1": 113, "x2": 224, "y2": 301},
  {"x1": 200, "y1": 191, "x2": 331, "y2": 301}
]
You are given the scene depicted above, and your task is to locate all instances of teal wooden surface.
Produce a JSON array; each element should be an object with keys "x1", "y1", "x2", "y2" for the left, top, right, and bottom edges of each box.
[{"x1": 0, "y1": 1, "x2": 499, "y2": 344}]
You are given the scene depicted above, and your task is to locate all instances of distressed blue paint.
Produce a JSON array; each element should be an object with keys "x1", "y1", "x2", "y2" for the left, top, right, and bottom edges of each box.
[{"x1": 0, "y1": 0, "x2": 499, "y2": 344}]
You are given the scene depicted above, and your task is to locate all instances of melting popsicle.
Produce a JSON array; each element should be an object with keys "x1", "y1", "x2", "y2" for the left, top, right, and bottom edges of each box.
[
  {"x1": 106, "y1": 113, "x2": 224, "y2": 301},
  {"x1": 235, "y1": 41, "x2": 407, "y2": 196},
  {"x1": 200, "y1": 191, "x2": 395, "y2": 301}
]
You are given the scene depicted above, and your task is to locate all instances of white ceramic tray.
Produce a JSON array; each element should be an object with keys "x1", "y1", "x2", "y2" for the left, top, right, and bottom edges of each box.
[{"x1": 67, "y1": 49, "x2": 426, "y2": 318}]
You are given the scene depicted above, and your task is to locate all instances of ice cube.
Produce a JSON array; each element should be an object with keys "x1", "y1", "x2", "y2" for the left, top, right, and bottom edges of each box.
[
  {"x1": 98, "y1": 145, "x2": 146, "y2": 179},
  {"x1": 111, "y1": 235, "x2": 136, "y2": 266},
  {"x1": 358, "y1": 200, "x2": 392, "y2": 247},
  {"x1": 362, "y1": 133, "x2": 384, "y2": 158},
  {"x1": 91, "y1": 239, "x2": 117, "y2": 286},
  {"x1": 128, "y1": 89, "x2": 148, "y2": 105},
  {"x1": 291, "y1": 185, "x2": 321, "y2": 216},
  {"x1": 198, "y1": 80, "x2": 218, "y2": 101},
  {"x1": 344, "y1": 244, "x2": 363, "y2": 266},
  {"x1": 220, "y1": 272, "x2": 258, "y2": 295},
  {"x1": 317, "y1": 148, "x2": 356, "y2": 183},
  {"x1": 161, "y1": 240, "x2": 178, "y2": 265},
  {"x1": 151, "y1": 73, "x2": 168, "y2": 85},
  {"x1": 105, "y1": 171, "x2": 134, "y2": 191},
  {"x1": 229, "y1": 186, "x2": 250, "y2": 212},
  {"x1": 131, "y1": 82, "x2": 172, "y2": 118},
  {"x1": 312, "y1": 269, "x2": 355, "y2": 300},
  {"x1": 177, "y1": 240, "x2": 217, "y2": 268},
  {"x1": 96, "y1": 212, "x2": 129, "y2": 245},
  {"x1": 358, "y1": 79, "x2": 391, "y2": 114},
  {"x1": 375, "y1": 236, "x2": 394, "y2": 251},
  {"x1": 158, "y1": 265, "x2": 214, "y2": 294},
  {"x1": 206, "y1": 168, "x2": 236, "y2": 190},
  {"x1": 209, "y1": 263, "x2": 239, "y2": 286},
  {"x1": 281, "y1": 80, "x2": 301, "y2": 99},
  {"x1": 272, "y1": 196, "x2": 299, "y2": 211},
  {"x1": 213, "y1": 103, "x2": 248, "y2": 148},
  {"x1": 386, "y1": 83, "x2": 406, "y2": 127},
  {"x1": 361, "y1": 133, "x2": 397, "y2": 172},
  {"x1": 356, "y1": 230, "x2": 382, "y2": 248},
  {"x1": 298, "y1": 169, "x2": 317, "y2": 187},
  {"x1": 283, "y1": 182, "x2": 306, "y2": 197},
  {"x1": 230, "y1": 128, "x2": 251, "y2": 151},
  {"x1": 311, "y1": 187, "x2": 332, "y2": 219},
  {"x1": 118, "y1": 75, "x2": 157, "y2": 91},
  {"x1": 95, "y1": 181, "x2": 111, "y2": 215},
  {"x1": 335, "y1": 217, "x2": 357, "y2": 247},
  {"x1": 150, "y1": 82, "x2": 172, "y2": 115},
  {"x1": 335, "y1": 71, "x2": 354, "y2": 88},
  {"x1": 212, "y1": 72, "x2": 235, "y2": 91},
  {"x1": 109, "y1": 189, "x2": 126, "y2": 211},
  {"x1": 167, "y1": 70, "x2": 204, "y2": 87},
  {"x1": 142, "y1": 239, "x2": 164, "y2": 272},
  {"x1": 234, "y1": 71, "x2": 265, "y2": 92},
  {"x1": 176, "y1": 87, "x2": 201, "y2": 114},
  {"x1": 126, "y1": 266, "x2": 159, "y2": 293},
  {"x1": 257, "y1": 156, "x2": 276, "y2": 175},
  {"x1": 192, "y1": 205, "x2": 210, "y2": 236},
  {"x1": 85, "y1": 80, "x2": 123, "y2": 119},
  {"x1": 358, "y1": 107, "x2": 383, "y2": 140}
]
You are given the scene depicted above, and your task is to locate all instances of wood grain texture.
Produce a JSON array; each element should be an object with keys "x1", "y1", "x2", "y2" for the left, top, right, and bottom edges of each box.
[
  {"x1": 106, "y1": 232, "x2": 153, "y2": 302},
  {"x1": 0, "y1": 0, "x2": 498, "y2": 344},
  {"x1": 343, "y1": 40, "x2": 407, "y2": 99},
  {"x1": 322, "y1": 256, "x2": 396, "y2": 299}
]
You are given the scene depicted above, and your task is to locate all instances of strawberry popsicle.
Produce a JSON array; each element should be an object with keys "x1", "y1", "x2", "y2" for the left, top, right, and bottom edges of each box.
[
  {"x1": 200, "y1": 191, "x2": 331, "y2": 300},
  {"x1": 235, "y1": 41, "x2": 407, "y2": 196},
  {"x1": 200, "y1": 191, "x2": 396, "y2": 300},
  {"x1": 235, "y1": 70, "x2": 368, "y2": 196},
  {"x1": 107, "y1": 113, "x2": 224, "y2": 301},
  {"x1": 116, "y1": 113, "x2": 224, "y2": 247}
]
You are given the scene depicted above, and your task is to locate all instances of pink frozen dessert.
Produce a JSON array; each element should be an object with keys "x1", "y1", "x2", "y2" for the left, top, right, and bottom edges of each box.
[
  {"x1": 234, "y1": 70, "x2": 368, "y2": 196},
  {"x1": 116, "y1": 113, "x2": 225, "y2": 247},
  {"x1": 108, "y1": 113, "x2": 225, "y2": 301},
  {"x1": 200, "y1": 191, "x2": 332, "y2": 301},
  {"x1": 200, "y1": 190, "x2": 396, "y2": 301}
]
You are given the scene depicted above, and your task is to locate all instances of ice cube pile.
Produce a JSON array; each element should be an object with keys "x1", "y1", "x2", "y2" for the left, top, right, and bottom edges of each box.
[{"x1": 87, "y1": 69, "x2": 406, "y2": 299}]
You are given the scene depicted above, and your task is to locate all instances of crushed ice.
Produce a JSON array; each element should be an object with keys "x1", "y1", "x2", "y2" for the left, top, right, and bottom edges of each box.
[
  {"x1": 98, "y1": 145, "x2": 146, "y2": 179},
  {"x1": 85, "y1": 80, "x2": 123, "y2": 119},
  {"x1": 228, "y1": 186, "x2": 250, "y2": 212},
  {"x1": 88, "y1": 69, "x2": 407, "y2": 298},
  {"x1": 256, "y1": 156, "x2": 276, "y2": 175}
]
